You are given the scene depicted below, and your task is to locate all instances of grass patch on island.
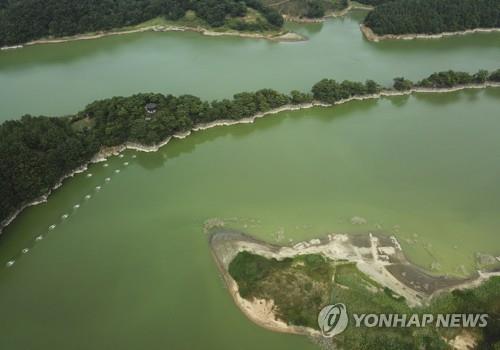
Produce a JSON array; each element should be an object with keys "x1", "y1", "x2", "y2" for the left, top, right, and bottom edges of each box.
[
  {"x1": 227, "y1": 248, "x2": 500, "y2": 349},
  {"x1": 229, "y1": 251, "x2": 334, "y2": 329}
]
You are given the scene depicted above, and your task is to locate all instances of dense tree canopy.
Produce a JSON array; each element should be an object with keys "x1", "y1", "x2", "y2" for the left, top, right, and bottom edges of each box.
[
  {"x1": 1, "y1": 69, "x2": 499, "y2": 226},
  {"x1": 393, "y1": 77, "x2": 413, "y2": 91},
  {"x1": 364, "y1": 0, "x2": 500, "y2": 35},
  {"x1": 0, "y1": 0, "x2": 283, "y2": 46},
  {"x1": 311, "y1": 79, "x2": 381, "y2": 103},
  {"x1": 0, "y1": 116, "x2": 97, "y2": 224},
  {"x1": 489, "y1": 69, "x2": 500, "y2": 82},
  {"x1": 261, "y1": 0, "x2": 347, "y2": 19},
  {"x1": 305, "y1": 0, "x2": 325, "y2": 18},
  {"x1": 418, "y1": 70, "x2": 491, "y2": 88},
  {"x1": 354, "y1": 0, "x2": 394, "y2": 5}
]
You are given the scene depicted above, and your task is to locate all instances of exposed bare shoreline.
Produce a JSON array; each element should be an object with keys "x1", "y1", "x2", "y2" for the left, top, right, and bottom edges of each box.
[
  {"x1": 0, "y1": 24, "x2": 305, "y2": 51},
  {"x1": 209, "y1": 238, "x2": 318, "y2": 336},
  {"x1": 360, "y1": 24, "x2": 500, "y2": 42},
  {"x1": 1, "y1": 82, "x2": 499, "y2": 234},
  {"x1": 3, "y1": 9, "x2": 500, "y2": 51},
  {"x1": 0, "y1": 2, "x2": 373, "y2": 51},
  {"x1": 208, "y1": 229, "x2": 500, "y2": 336}
]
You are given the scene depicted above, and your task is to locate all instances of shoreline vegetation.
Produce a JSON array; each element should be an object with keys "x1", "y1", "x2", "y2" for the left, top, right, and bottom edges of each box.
[
  {"x1": 3, "y1": 0, "x2": 500, "y2": 51},
  {"x1": 209, "y1": 229, "x2": 500, "y2": 348},
  {"x1": 360, "y1": 24, "x2": 500, "y2": 42},
  {"x1": 282, "y1": 2, "x2": 373, "y2": 23},
  {"x1": 0, "y1": 0, "x2": 367, "y2": 50},
  {"x1": 0, "y1": 0, "x2": 287, "y2": 49},
  {"x1": 1, "y1": 69, "x2": 500, "y2": 234},
  {"x1": 0, "y1": 1, "x2": 370, "y2": 50},
  {"x1": 362, "y1": 0, "x2": 500, "y2": 41},
  {"x1": 0, "y1": 23, "x2": 303, "y2": 51}
]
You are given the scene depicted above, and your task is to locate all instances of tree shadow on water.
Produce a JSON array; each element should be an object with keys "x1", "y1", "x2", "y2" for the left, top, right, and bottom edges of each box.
[
  {"x1": 312, "y1": 98, "x2": 380, "y2": 124},
  {"x1": 133, "y1": 113, "x2": 288, "y2": 169},
  {"x1": 387, "y1": 94, "x2": 411, "y2": 108},
  {"x1": 413, "y1": 90, "x2": 463, "y2": 106},
  {"x1": 0, "y1": 32, "x2": 152, "y2": 71}
]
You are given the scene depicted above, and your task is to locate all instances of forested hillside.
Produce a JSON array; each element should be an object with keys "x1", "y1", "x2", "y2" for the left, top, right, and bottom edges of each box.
[
  {"x1": 0, "y1": 0, "x2": 283, "y2": 46},
  {"x1": 0, "y1": 117, "x2": 98, "y2": 226},
  {"x1": 364, "y1": 0, "x2": 500, "y2": 35},
  {"x1": 354, "y1": 0, "x2": 393, "y2": 5},
  {"x1": 1, "y1": 69, "x2": 499, "y2": 226},
  {"x1": 261, "y1": 0, "x2": 348, "y2": 19}
]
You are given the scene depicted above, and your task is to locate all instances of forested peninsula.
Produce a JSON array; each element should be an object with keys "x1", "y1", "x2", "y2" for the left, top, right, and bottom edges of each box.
[
  {"x1": 1, "y1": 69, "x2": 500, "y2": 231},
  {"x1": 0, "y1": 0, "x2": 284, "y2": 47},
  {"x1": 364, "y1": 0, "x2": 500, "y2": 38}
]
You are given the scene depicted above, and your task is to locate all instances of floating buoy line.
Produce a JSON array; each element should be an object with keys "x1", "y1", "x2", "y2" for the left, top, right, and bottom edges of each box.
[
  {"x1": 3, "y1": 154, "x2": 470, "y2": 272},
  {"x1": 4, "y1": 152, "x2": 136, "y2": 269}
]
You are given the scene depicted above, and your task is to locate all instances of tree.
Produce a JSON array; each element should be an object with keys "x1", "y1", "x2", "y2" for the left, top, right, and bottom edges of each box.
[
  {"x1": 489, "y1": 69, "x2": 500, "y2": 82},
  {"x1": 0, "y1": 0, "x2": 284, "y2": 46},
  {"x1": 312, "y1": 79, "x2": 342, "y2": 103},
  {"x1": 263, "y1": 9, "x2": 284, "y2": 27},
  {"x1": 2, "y1": 69, "x2": 498, "y2": 225},
  {"x1": 290, "y1": 90, "x2": 313, "y2": 104},
  {"x1": 417, "y1": 71, "x2": 473, "y2": 88},
  {"x1": 364, "y1": 0, "x2": 500, "y2": 36},
  {"x1": 306, "y1": 0, "x2": 325, "y2": 18},
  {"x1": 365, "y1": 80, "x2": 382, "y2": 94},
  {"x1": 473, "y1": 69, "x2": 489, "y2": 84},
  {"x1": 393, "y1": 77, "x2": 413, "y2": 91}
]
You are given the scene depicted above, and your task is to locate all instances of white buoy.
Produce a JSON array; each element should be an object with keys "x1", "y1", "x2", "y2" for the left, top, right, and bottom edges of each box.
[
  {"x1": 87, "y1": 173, "x2": 92, "y2": 178},
  {"x1": 96, "y1": 186, "x2": 101, "y2": 191},
  {"x1": 115, "y1": 169, "x2": 120, "y2": 174},
  {"x1": 105, "y1": 177, "x2": 111, "y2": 182},
  {"x1": 62, "y1": 214, "x2": 69, "y2": 220},
  {"x1": 6, "y1": 260, "x2": 15, "y2": 267},
  {"x1": 22, "y1": 248, "x2": 29, "y2": 254},
  {"x1": 49, "y1": 224, "x2": 56, "y2": 230},
  {"x1": 85, "y1": 195, "x2": 91, "y2": 200},
  {"x1": 119, "y1": 154, "x2": 124, "y2": 158},
  {"x1": 35, "y1": 235, "x2": 43, "y2": 241},
  {"x1": 132, "y1": 155, "x2": 137, "y2": 159},
  {"x1": 73, "y1": 204, "x2": 80, "y2": 209},
  {"x1": 124, "y1": 162, "x2": 129, "y2": 166},
  {"x1": 104, "y1": 163, "x2": 109, "y2": 168}
]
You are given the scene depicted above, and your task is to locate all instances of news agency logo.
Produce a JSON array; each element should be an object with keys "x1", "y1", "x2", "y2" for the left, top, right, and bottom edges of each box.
[
  {"x1": 318, "y1": 303, "x2": 489, "y2": 338},
  {"x1": 318, "y1": 303, "x2": 349, "y2": 337}
]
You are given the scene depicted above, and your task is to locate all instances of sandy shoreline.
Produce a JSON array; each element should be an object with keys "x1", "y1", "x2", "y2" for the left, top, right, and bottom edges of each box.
[
  {"x1": 2, "y1": 82, "x2": 499, "y2": 234},
  {"x1": 209, "y1": 231, "x2": 321, "y2": 335},
  {"x1": 211, "y1": 230, "x2": 425, "y2": 308},
  {"x1": 361, "y1": 24, "x2": 500, "y2": 42},
  {"x1": 209, "y1": 242, "x2": 318, "y2": 336},
  {"x1": 0, "y1": 24, "x2": 304, "y2": 51}
]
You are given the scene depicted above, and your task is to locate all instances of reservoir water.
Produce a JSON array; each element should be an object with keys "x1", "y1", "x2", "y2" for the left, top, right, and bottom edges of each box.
[
  {"x1": 1, "y1": 11, "x2": 500, "y2": 120},
  {"x1": 0, "y1": 11, "x2": 499, "y2": 350}
]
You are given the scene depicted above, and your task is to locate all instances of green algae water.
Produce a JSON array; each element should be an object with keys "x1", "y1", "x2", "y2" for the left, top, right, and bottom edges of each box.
[
  {"x1": 1, "y1": 11, "x2": 500, "y2": 120},
  {"x1": 1, "y1": 89, "x2": 500, "y2": 349},
  {"x1": 1, "y1": 11, "x2": 500, "y2": 350}
]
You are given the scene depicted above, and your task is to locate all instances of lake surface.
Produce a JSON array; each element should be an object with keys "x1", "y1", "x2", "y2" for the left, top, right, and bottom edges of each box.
[
  {"x1": 1, "y1": 10, "x2": 500, "y2": 120},
  {"x1": 1, "y1": 11, "x2": 500, "y2": 350}
]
